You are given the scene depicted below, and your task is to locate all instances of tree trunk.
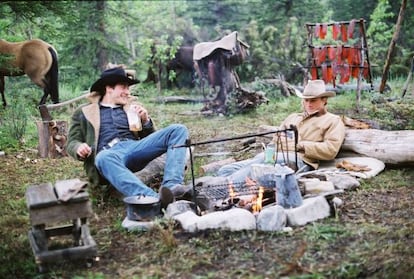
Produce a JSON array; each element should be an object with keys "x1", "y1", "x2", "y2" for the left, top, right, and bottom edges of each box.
[
  {"x1": 379, "y1": 0, "x2": 407, "y2": 93},
  {"x1": 36, "y1": 120, "x2": 68, "y2": 158},
  {"x1": 340, "y1": 129, "x2": 414, "y2": 165}
]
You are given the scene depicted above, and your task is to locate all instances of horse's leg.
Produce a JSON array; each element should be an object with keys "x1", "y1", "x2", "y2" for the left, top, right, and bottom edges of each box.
[
  {"x1": 0, "y1": 76, "x2": 6, "y2": 107},
  {"x1": 194, "y1": 61, "x2": 207, "y2": 99},
  {"x1": 39, "y1": 85, "x2": 49, "y2": 105},
  {"x1": 46, "y1": 47, "x2": 59, "y2": 104}
]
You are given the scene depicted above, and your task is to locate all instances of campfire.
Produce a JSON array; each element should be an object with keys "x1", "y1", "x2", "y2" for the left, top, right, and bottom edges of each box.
[
  {"x1": 173, "y1": 126, "x2": 300, "y2": 214},
  {"x1": 195, "y1": 176, "x2": 276, "y2": 214}
]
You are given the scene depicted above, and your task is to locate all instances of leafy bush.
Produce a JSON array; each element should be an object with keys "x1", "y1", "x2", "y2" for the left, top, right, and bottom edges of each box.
[{"x1": 0, "y1": 96, "x2": 31, "y2": 149}]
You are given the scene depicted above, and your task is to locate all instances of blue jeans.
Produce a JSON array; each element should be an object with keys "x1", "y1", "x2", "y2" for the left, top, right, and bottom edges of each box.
[
  {"x1": 217, "y1": 151, "x2": 311, "y2": 183},
  {"x1": 95, "y1": 124, "x2": 189, "y2": 197}
]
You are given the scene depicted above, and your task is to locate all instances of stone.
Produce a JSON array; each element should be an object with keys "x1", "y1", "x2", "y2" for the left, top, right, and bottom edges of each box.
[
  {"x1": 326, "y1": 174, "x2": 360, "y2": 190},
  {"x1": 285, "y1": 196, "x2": 331, "y2": 226},
  {"x1": 173, "y1": 208, "x2": 256, "y2": 232},
  {"x1": 165, "y1": 200, "x2": 198, "y2": 218},
  {"x1": 121, "y1": 217, "x2": 155, "y2": 231},
  {"x1": 304, "y1": 180, "x2": 335, "y2": 195},
  {"x1": 173, "y1": 211, "x2": 200, "y2": 232},
  {"x1": 256, "y1": 205, "x2": 287, "y2": 231}
]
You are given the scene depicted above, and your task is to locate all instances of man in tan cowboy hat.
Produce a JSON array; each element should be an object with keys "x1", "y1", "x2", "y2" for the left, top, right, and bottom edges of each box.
[
  {"x1": 217, "y1": 79, "x2": 345, "y2": 181},
  {"x1": 66, "y1": 67, "x2": 192, "y2": 209}
]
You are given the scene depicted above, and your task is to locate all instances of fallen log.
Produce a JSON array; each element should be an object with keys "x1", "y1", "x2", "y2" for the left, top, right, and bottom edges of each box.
[
  {"x1": 257, "y1": 125, "x2": 414, "y2": 165},
  {"x1": 341, "y1": 129, "x2": 414, "y2": 165},
  {"x1": 153, "y1": 96, "x2": 204, "y2": 104},
  {"x1": 199, "y1": 158, "x2": 236, "y2": 175}
]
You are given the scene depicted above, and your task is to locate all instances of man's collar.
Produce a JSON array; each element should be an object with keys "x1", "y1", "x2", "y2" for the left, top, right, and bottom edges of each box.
[{"x1": 100, "y1": 103, "x2": 121, "y2": 108}]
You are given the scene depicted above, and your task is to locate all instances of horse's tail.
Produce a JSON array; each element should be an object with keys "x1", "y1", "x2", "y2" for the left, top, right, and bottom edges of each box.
[{"x1": 47, "y1": 47, "x2": 59, "y2": 103}]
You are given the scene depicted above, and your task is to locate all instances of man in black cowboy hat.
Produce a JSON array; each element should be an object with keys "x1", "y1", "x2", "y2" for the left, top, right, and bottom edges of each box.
[
  {"x1": 217, "y1": 79, "x2": 346, "y2": 181},
  {"x1": 67, "y1": 67, "x2": 191, "y2": 208}
]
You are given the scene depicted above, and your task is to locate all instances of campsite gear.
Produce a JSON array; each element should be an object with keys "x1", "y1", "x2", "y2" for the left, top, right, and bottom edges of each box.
[
  {"x1": 274, "y1": 165, "x2": 303, "y2": 208},
  {"x1": 123, "y1": 195, "x2": 161, "y2": 221},
  {"x1": 173, "y1": 127, "x2": 299, "y2": 205},
  {"x1": 264, "y1": 143, "x2": 276, "y2": 164}
]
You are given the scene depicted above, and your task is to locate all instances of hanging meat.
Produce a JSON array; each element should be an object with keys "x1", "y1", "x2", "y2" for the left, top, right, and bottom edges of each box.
[
  {"x1": 342, "y1": 46, "x2": 349, "y2": 62},
  {"x1": 319, "y1": 24, "x2": 328, "y2": 39},
  {"x1": 311, "y1": 66, "x2": 318, "y2": 80},
  {"x1": 348, "y1": 19, "x2": 356, "y2": 39},
  {"x1": 328, "y1": 46, "x2": 336, "y2": 60},
  {"x1": 341, "y1": 24, "x2": 348, "y2": 42},
  {"x1": 347, "y1": 47, "x2": 354, "y2": 65},
  {"x1": 312, "y1": 47, "x2": 321, "y2": 66},
  {"x1": 318, "y1": 46, "x2": 327, "y2": 64},
  {"x1": 314, "y1": 24, "x2": 321, "y2": 38},
  {"x1": 336, "y1": 45, "x2": 343, "y2": 64},
  {"x1": 332, "y1": 23, "x2": 340, "y2": 40},
  {"x1": 340, "y1": 64, "x2": 350, "y2": 83},
  {"x1": 321, "y1": 63, "x2": 327, "y2": 83},
  {"x1": 351, "y1": 65, "x2": 359, "y2": 78}
]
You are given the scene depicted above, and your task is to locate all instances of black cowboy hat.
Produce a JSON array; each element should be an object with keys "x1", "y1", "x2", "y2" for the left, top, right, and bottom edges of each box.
[{"x1": 90, "y1": 67, "x2": 139, "y2": 93}]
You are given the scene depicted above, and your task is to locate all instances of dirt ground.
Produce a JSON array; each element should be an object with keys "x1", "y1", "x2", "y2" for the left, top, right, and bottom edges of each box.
[
  {"x1": 89, "y1": 171, "x2": 414, "y2": 278},
  {"x1": 1, "y1": 152, "x2": 412, "y2": 278}
]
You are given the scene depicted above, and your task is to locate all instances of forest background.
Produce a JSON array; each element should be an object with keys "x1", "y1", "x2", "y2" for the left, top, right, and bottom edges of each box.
[{"x1": 1, "y1": 0, "x2": 413, "y2": 94}]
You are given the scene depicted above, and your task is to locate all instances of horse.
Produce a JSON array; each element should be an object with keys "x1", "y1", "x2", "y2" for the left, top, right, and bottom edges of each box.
[
  {"x1": 0, "y1": 39, "x2": 59, "y2": 107},
  {"x1": 165, "y1": 46, "x2": 196, "y2": 88}
]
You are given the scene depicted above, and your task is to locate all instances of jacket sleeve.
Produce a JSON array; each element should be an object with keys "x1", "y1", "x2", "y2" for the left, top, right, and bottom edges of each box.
[
  {"x1": 301, "y1": 115, "x2": 346, "y2": 161},
  {"x1": 66, "y1": 107, "x2": 86, "y2": 161},
  {"x1": 138, "y1": 118, "x2": 155, "y2": 138}
]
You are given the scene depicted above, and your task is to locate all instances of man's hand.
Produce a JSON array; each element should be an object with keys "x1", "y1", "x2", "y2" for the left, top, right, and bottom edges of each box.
[
  {"x1": 133, "y1": 105, "x2": 150, "y2": 123},
  {"x1": 77, "y1": 143, "x2": 92, "y2": 159}
]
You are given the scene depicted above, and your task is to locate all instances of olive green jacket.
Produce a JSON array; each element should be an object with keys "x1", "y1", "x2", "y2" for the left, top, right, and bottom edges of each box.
[{"x1": 66, "y1": 92, "x2": 155, "y2": 186}]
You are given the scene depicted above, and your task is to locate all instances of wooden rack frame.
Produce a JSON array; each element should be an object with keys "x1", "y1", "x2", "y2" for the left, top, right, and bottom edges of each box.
[{"x1": 305, "y1": 18, "x2": 373, "y2": 109}]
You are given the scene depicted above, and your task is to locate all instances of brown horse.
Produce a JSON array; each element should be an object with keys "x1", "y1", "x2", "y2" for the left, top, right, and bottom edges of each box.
[{"x1": 0, "y1": 39, "x2": 59, "y2": 107}]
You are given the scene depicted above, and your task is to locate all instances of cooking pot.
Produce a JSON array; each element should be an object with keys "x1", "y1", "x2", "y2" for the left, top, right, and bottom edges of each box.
[{"x1": 123, "y1": 195, "x2": 161, "y2": 221}]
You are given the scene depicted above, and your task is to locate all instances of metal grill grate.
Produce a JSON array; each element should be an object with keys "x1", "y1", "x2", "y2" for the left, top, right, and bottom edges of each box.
[{"x1": 195, "y1": 181, "x2": 260, "y2": 200}]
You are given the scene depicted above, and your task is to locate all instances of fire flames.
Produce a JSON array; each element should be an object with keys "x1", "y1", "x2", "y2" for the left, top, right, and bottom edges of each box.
[
  {"x1": 252, "y1": 186, "x2": 264, "y2": 213},
  {"x1": 226, "y1": 178, "x2": 266, "y2": 213}
]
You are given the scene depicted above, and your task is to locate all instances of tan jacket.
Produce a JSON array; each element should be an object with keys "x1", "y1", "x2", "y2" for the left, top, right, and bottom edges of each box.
[{"x1": 275, "y1": 111, "x2": 345, "y2": 169}]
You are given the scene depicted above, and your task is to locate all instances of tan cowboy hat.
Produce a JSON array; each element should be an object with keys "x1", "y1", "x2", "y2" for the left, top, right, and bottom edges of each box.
[
  {"x1": 295, "y1": 79, "x2": 336, "y2": 99},
  {"x1": 90, "y1": 67, "x2": 139, "y2": 94}
]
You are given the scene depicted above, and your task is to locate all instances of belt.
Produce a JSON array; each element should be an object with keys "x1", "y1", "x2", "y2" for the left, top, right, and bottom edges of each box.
[{"x1": 102, "y1": 137, "x2": 130, "y2": 150}]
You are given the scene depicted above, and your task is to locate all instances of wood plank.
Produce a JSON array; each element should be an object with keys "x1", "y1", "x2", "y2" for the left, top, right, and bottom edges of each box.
[
  {"x1": 26, "y1": 183, "x2": 57, "y2": 209},
  {"x1": 29, "y1": 201, "x2": 93, "y2": 226},
  {"x1": 29, "y1": 227, "x2": 97, "y2": 264}
]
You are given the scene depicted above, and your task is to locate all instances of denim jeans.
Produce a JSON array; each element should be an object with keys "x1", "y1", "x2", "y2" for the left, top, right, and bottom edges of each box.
[
  {"x1": 95, "y1": 124, "x2": 189, "y2": 197},
  {"x1": 216, "y1": 151, "x2": 311, "y2": 183}
]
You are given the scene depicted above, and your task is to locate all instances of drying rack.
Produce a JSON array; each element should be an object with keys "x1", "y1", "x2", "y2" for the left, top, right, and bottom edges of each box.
[{"x1": 305, "y1": 18, "x2": 373, "y2": 110}]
